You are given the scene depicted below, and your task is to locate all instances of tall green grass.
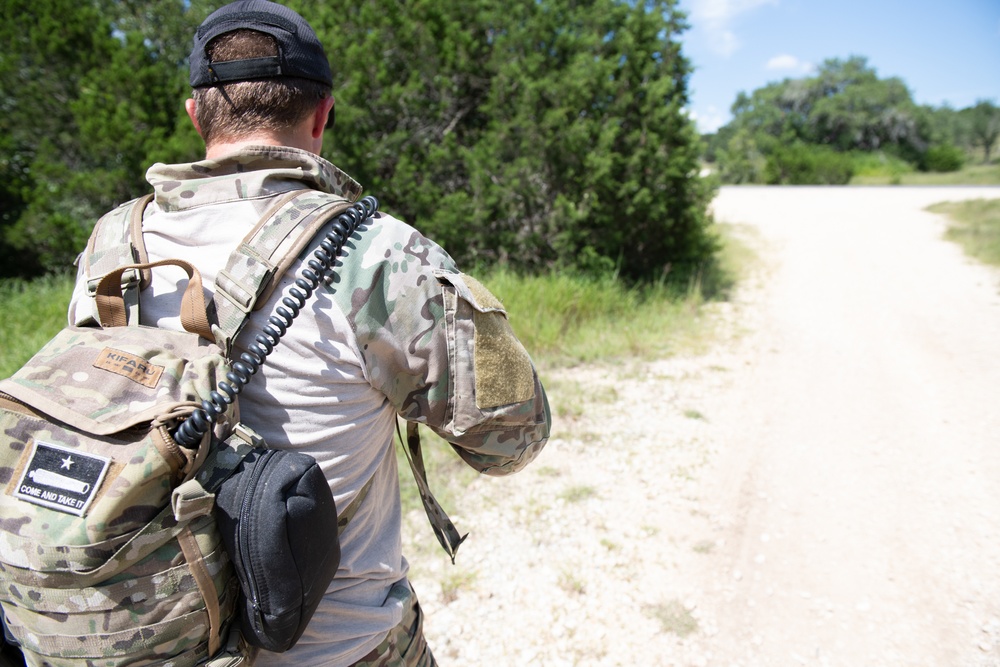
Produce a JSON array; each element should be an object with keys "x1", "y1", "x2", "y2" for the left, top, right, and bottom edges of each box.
[
  {"x1": 0, "y1": 233, "x2": 742, "y2": 377},
  {"x1": 0, "y1": 272, "x2": 713, "y2": 371},
  {"x1": 928, "y1": 199, "x2": 1000, "y2": 267},
  {"x1": 0, "y1": 274, "x2": 75, "y2": 379},
  {"x1": 481, "y1": 224, "x2": 745, "y2": 367},
  {"x1": 851, "y1": 162, "x2": 1000, "y2": 186},
  {"x1": 483, "y1": 268, "x2": 709, "y2": 366},
  {"x1": 0, "y1": 267, "x2": 729, "y2": 377}
]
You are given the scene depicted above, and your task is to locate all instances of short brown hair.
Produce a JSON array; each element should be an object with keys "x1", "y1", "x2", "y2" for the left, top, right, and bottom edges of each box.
[{"x1": 192, "y1": 29, "x2": 330, "y2": 145}]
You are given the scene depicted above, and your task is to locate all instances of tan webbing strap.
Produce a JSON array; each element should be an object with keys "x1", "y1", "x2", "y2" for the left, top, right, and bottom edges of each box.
[
  {"x1": 95, "y1": 259, "x2": 215, "y2": 341},
  {"x1": 397, "y1": 420, "x2": 468, "y2": 563},
  {"x1": 85, "y1": 194, "x2": 154, "y2": 324},
  {"x1": 177, "y1": 525, "x2": 223, "y2": 657},
  {"x1": 128, "y1": 194, "x2": 153, "y2": 289}
]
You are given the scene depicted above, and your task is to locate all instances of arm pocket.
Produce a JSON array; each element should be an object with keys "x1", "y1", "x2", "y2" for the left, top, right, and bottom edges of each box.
[{"x1": 433, "y1": 271, "x2": 536, "y2": 432}]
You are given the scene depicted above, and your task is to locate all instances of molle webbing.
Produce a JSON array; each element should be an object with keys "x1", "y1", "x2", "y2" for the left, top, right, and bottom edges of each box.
[
  {"x1": 84, "y1": 194, "x2": 154, "y2": 325},
  {"x1": 212, "y1": 190, "x2": 353, "y2": 355}
]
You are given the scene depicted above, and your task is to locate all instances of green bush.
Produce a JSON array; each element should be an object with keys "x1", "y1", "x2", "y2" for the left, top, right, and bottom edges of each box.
[
  {"x1": 325, "y1": 0, "x2": 717, "y2": 284},
  {"x1": 850, "y1": 151, "x2": 914, "y2": 179},
  {"x1": 922, "y1": 144, "x2": 965, "y2": 173},
  {"x1": 764, "y1": 144, "x2": 855, "y2": 185}
]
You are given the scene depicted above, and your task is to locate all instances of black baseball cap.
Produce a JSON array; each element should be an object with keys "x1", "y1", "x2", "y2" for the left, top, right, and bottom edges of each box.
[{"x1": 189, "y1": 0, "x2": 332, "y2": 89}]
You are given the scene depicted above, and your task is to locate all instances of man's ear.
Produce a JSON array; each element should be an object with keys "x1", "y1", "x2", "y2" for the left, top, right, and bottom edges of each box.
[
  {"x1": 312, "y1": 97, "x2": 335, "y2": 138},
  {"x1": 185, "y1": 98, "x2": 204, "y2": 138}
]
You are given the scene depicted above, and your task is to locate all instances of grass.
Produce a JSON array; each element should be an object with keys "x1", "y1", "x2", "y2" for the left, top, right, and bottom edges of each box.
[
  {"x1": 927, "y1": 198, "x2": 1000, "y2": 267},
  {"x1": 481, "y1": 268, "x2": 710, "y2": 367},
  {"x1": 646, "y1": 599, "x2": 699, "y2": 637},
  {"x1": 692, "y1": 539, "x2": 715, "y2": 554},
  {"x1": 558, "y1": 569, "x2": 587, "y2": 596},
  {"x1": 849, "y1": 151, "x2": 914, "y2": 184},
  {"x1": 479, "y1": 226, "x2": 750, "y2": 369},
  {"x1": 0, "y1": 274, "x2": 75, "y2": 379},
  {"x1": 439, "y1": 567, "x2": 479, "y2": 603},
  {"x1": 851, "y1": 162, "x2": 1000, "y2": 186},
  {"x1": 559, "y1": 484, "x2": 598, "y2": 503},
  {"x1": 0, "y1": 223, "x2": 754, "y2": 378}
]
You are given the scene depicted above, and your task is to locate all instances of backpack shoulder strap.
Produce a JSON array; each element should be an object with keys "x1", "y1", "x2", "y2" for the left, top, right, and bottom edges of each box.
[
  {"x1": 212, "y1": 189, "x2": 355, "y2": 355},
  {"x1": 83, "y1": 194, "x2": 154, "y2": 325},
  {"x1": 82, "y1": 190, "x2": 356, "y2": 352}
]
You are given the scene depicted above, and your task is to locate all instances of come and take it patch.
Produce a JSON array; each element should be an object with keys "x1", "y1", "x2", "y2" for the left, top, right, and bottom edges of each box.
[{"x1": 14, "y1": 441, "x2": 111, "y2": 516}]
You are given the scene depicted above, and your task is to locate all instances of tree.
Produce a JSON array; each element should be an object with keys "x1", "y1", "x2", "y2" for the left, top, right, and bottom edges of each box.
[
  {"x1": 0, "y1": 0, "x2": 114, "y2": 276},
  {"x1": 0, "y1": 0, "x2": 213, "y2": 277},
  {"x1": 5, "y1": 0, "x2": 717, "y2": 284},
  {"x1": 306, "y1": 0, "x2": 715, "y2": 282},
  {"x1": 964, "y1": 100, "x2": 1000, "y2": 163},
  {"x1": 712, "y1": 57, "x2": 930, "y2": 183},
  {"x1": 807, "y1": 61, "x2": 924, "y2": 158}
]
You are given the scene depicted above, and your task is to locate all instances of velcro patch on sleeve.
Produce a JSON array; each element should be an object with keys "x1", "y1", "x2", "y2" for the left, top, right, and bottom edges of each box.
[
  {"x1": 460, "y1": 274, "x2": 505, "y2": 311},
  {"x1": 473, "y1": 310, "x2": 535, "y2": 409}
]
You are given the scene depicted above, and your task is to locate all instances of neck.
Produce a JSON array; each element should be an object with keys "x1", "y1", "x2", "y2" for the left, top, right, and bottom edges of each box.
[{"x1": 204, "y1": 125, "x2": 321, "y2": 160}]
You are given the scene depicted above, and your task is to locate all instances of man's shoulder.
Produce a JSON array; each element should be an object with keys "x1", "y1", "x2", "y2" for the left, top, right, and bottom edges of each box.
[
  {"x1": 346, "y1": 210, "x2": 457, "y2": 276},
  {"x1": 325, "y1": 209, "x2": 456, "y2": 329}
]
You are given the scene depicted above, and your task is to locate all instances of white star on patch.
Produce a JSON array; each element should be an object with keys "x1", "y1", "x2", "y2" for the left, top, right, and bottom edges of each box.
[{"x1": 60, "y1": 456, "x2": 74, "y2": 470}]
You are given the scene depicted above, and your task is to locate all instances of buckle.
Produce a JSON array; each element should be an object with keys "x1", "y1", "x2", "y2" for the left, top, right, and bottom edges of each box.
[{"x1": 86, "y1": 268, "x2": 141, "y2": 296}]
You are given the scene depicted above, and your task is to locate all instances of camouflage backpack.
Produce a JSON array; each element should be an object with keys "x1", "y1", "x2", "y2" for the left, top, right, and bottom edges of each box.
[{"x1": 0, "y1": 190, "x2": 377, "y2": 667}]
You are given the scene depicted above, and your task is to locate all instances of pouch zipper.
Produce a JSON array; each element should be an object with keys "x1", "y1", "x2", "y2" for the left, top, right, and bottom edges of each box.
[
  {"x1": 0, "y1": 391, "x2": 45, "y2": 419},
  {"x1": 238, "y1": 448, "x2": 276, "y2": 631}
]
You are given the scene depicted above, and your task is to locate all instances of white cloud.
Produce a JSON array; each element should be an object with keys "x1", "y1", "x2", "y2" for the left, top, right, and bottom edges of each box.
[
  {"x1": 688, "y1": 105, "x2": 729, "y2": 133},
  {"x1": 765, "y1": 54, "x2": 815, "y2": 73},
  {"x1": 688, "y1": 0, "x2": 780, "y2": 57}
]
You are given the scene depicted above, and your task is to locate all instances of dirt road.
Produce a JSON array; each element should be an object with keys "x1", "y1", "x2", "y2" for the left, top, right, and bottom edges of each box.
[{"x1": 407, "y1": 186, "x2": 1000, "y2": 666}]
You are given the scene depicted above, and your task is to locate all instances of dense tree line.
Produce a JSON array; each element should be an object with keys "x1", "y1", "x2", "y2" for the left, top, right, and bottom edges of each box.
[
  {"x1": 0, "y1": 0, "x2": 716, "y2": 284},
  {"x1": 704, "y1": 56, "x2": 1000, "y2": 185}
]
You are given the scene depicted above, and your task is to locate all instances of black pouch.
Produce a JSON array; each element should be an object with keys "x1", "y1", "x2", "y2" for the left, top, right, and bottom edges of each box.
[{"x1": 214, "y1": 448, "x2": 340, "y2": 653}]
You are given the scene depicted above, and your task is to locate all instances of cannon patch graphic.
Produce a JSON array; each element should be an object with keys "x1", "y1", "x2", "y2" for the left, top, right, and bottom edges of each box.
[{"x1": 14, "y1": 441, "x2": 111, "y2": 516}]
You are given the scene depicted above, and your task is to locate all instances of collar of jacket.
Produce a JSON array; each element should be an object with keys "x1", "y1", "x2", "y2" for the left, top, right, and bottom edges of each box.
[{"x1": 145, "y1": 145, "x2": 363, "y2": 212}]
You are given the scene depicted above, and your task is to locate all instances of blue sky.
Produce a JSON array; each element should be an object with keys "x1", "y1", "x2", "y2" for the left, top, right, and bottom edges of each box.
[{"x1": 678, "y1": 0, "x2": 1000, "y2": 133}]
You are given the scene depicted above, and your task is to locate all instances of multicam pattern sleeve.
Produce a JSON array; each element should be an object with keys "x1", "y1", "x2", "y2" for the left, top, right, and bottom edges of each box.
[{"x1": 328, "y1": 211, "x2": 550, "y2": 476}]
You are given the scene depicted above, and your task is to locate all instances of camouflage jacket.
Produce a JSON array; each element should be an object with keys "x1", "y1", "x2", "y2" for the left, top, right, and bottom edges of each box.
[{"x1": 68, "y1": 145, "x2": 550, "y2": 667}]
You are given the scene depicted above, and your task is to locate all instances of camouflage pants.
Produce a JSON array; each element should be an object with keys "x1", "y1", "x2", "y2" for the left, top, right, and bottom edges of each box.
[{"x1": 349, "y1": 585, "x2": 437, "y2": 667}]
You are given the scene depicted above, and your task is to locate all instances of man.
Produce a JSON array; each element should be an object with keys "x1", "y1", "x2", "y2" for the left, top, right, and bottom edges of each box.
[{"x1": 67, "y1": 1, "x2": 551, "y2": 665}]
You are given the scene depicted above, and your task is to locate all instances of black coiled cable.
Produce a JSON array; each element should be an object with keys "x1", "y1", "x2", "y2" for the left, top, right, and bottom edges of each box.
[{"x1": 173, "y1": 195, "x2": 379, "y2": 448}]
